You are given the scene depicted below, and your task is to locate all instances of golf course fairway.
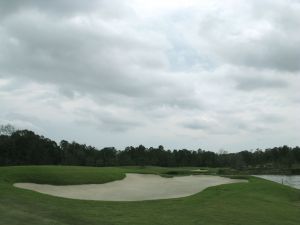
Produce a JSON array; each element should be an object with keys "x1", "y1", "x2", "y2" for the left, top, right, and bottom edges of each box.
[{"x1": 1, "y1": 166, "x2": 300, "y2": 225}]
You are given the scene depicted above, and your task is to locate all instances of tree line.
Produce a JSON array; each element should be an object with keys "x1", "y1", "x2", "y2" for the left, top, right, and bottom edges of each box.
[{"x1": 1, "y1": 125, "x2": 300, "y2": 173}]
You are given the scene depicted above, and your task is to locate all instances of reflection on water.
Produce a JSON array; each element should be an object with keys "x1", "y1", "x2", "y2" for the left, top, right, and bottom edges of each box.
[{"x1": 255, "y1": 175, "x2": 300, "y2": 189}]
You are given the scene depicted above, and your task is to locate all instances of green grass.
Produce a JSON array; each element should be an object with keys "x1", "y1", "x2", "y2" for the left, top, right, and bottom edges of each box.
[{"x1": 0, "y1": 166, "x2": 300, "y2": 225}]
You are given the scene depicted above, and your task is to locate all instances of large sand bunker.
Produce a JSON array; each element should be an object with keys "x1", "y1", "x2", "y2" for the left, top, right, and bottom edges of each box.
[{"x1": 14, "y1": 174, "x2": 246, "y2": 201}]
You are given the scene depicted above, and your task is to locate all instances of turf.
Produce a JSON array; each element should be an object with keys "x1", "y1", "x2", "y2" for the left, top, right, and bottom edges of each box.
[{"x1": 0, "y1": 166, "x2": 300, "y2": 225}]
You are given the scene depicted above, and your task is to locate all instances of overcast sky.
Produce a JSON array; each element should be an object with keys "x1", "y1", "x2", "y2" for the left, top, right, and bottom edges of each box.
[{"x1": 0, "y1": 0, "x2": 299, "y2": 152}]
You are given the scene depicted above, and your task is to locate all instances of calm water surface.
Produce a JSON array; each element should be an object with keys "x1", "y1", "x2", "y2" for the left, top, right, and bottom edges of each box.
[{"x1": 255, "y1": 175, "x2": 300, "y2": 189}]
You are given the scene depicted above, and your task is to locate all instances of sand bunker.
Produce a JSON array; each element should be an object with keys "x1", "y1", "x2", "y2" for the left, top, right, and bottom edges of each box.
[{"x1": 14, "y1": 174, "x2": 246, "y2": 201}]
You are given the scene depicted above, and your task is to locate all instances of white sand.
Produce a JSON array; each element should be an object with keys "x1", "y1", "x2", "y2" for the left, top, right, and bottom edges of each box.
[{"x1": 14, "y1": 174, "x2": 246, "y2": 201}]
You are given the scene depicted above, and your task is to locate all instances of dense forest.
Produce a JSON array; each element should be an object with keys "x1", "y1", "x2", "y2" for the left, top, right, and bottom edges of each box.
[{"x1": 1, "y1": 124, "x2": 300, "y2": 174}]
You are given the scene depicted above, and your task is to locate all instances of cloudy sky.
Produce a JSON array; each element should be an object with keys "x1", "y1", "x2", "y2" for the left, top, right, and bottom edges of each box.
[{"x1": 0, "y1": 0, "x2": 299, "y2": 152}]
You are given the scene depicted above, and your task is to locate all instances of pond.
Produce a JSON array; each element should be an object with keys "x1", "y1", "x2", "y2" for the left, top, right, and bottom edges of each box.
[{"x1": 255, "y1": 175, "x2": 300, "y2": 189}]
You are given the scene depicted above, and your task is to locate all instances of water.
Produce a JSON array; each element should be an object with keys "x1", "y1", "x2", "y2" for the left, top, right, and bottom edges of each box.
[{"x1": 255, "y1": 175, "x2": 300, "y2": 189}]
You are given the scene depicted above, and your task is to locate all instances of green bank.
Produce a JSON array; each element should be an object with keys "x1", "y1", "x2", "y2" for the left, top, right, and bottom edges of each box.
[{"x1": 0, "y1": 166, "x2": 300, "y2": 225}]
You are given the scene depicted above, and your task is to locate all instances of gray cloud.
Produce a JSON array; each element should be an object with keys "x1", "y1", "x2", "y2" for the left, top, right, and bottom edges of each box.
[
  {"x1": 258, "y1": 114, "x2": 284, "y2": 124},
  {"x1": 0, "y1": 7, "x2": 204, "y2": 113},
  {"x1": 73, "y1": 107, "x2": 143, "y2": 132},
  {"x1": 234, "y1": 75, "x2": 289, "y2": 91},
  {"x1": 0, "y1": 0, "x2": 299, "y2": 151},
  {"x1": 0, "y1": 11, "x2": 160, "y2": 95},
  {"x1": 181, "y1": 120, "x2": 210, "y2": 131},
  {"x1": 0, "y1": 0, "x2": 131, "y2": 19},
  {"x1": 193, "y1": 0, "x2": 300, "y2": 72}
]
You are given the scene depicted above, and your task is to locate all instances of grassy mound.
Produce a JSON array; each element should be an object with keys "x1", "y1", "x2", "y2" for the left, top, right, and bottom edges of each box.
[{"x1": 1, "y1": 166, "x2": 125, "y2": 185}]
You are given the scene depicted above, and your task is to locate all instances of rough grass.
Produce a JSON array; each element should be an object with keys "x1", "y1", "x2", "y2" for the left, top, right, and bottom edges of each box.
[{"x1": 0, "y1": 166, "x2": 300, "y2": 225}]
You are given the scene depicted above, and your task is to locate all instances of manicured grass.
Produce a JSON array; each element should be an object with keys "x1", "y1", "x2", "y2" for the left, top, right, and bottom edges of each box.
[
  {"x1": 0, "y1": 166, "x2": 126, "y2": 185},
  {"x1": 0, "y1": 166, "x2": 300, "y2": 225}
]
